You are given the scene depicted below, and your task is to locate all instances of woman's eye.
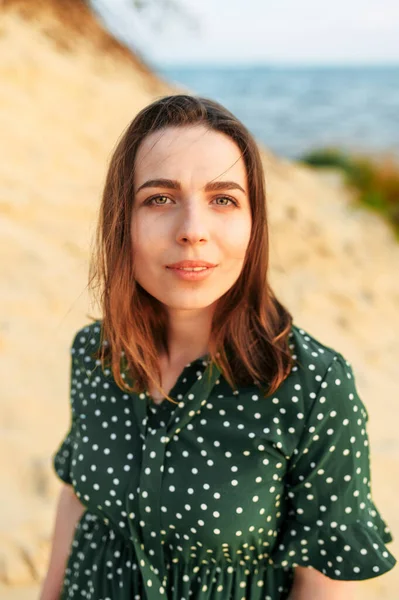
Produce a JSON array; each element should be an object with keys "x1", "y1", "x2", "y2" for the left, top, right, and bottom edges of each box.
[
  {"x1": 146, "y1": 195, "x2": 171, "y2": 206},
  {"x1": 145, "y1": 195, "x2": 237, "y2": 207},
  {"x1": 213, "y1": 196, "x2": 237, "y2": 206}
]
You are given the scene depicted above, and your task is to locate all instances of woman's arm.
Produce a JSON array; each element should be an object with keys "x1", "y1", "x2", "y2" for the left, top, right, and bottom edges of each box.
[
  {"x1": 39, "y1": 484, "x2": 86, "y2": 600},
  {"x1": 288, "y1": 566, "x2": 358, "y2": 600}
]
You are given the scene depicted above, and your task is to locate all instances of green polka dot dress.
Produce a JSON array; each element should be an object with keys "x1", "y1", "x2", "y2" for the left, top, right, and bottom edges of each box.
[{"x1": 53, "y1": 320, "x2": 396, "y2": 599}]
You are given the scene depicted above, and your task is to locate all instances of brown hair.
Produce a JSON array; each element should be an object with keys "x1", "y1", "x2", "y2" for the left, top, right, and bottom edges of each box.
[{"x1": 88, "y1": 94, "x2": 295, "y2": 403}]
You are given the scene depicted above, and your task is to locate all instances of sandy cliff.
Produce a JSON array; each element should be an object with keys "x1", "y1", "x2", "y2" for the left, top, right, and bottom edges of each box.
[{"x1": 0, "y1": 1, "x2": 398, "y2": 598}]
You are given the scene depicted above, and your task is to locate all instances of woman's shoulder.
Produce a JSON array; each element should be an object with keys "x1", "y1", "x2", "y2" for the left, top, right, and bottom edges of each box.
[
  {"x1": 290, "y1": 321, "x2": 340, "y2": 355},
  {"x1": 284, "y1": 323, "x2": 367, "y2": 425},
  {"x1": 288, "y1": 322, "x2": 351, "y2": 388},
  {"x1": 70, "y1": 319, "x2": 104, "y2": 365}
]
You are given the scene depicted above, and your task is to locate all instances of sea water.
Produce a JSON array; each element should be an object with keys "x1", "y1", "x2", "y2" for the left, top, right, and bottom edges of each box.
[{"x1": 157, "y1": 64, "x2": 399, "y2": 161}]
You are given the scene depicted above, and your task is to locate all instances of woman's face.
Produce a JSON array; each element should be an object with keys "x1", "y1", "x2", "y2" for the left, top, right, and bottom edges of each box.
[{"x1": 131, "y1": 125, "x2": 252, "y2": 311}]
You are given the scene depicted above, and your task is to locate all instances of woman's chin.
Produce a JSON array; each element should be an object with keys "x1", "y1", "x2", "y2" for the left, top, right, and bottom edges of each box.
[{"x1": 158, "y1": 294, "x2": 220, "y2": 312}]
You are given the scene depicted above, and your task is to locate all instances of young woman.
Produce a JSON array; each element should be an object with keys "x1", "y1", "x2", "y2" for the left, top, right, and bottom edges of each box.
[{"x1": 43, "y1": 95, "x2": 396, "y2": 600}]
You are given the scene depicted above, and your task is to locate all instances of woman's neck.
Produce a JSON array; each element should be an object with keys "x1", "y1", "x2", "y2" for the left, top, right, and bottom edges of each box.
[{"x1": 164, "y1": 303, "x2": 215, "y2": 366}]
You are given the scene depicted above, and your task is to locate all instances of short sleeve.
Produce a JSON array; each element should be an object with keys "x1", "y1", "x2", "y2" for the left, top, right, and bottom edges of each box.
[
  {"x1": 52, "y1": 335, "x2": 81, "y2": 485},
  {"x1": 270, "y1": 352, "x2": 397, "y2": 580}
]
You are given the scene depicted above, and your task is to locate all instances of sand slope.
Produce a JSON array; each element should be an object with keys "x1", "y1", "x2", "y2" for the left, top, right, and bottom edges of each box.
[{"x1": 0, "y1": 1, "x2": 398, "y2": 597}]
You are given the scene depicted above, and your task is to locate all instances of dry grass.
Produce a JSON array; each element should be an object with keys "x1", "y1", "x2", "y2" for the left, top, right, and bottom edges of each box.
[{"x1": 300, "y1": 148, "x2": 399, "y2": 240}]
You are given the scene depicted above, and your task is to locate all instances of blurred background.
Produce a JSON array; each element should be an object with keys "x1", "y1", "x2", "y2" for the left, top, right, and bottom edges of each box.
[
  {"x1": 95, "y1": 0, "x2": 399, "y2": 160},
  {"x1": 0, "y1": 0, "x2": 398, "y2": 598}
]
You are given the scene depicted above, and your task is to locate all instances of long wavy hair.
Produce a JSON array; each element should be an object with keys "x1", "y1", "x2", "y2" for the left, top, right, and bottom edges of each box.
[{"x1": 88, "y1": 94, "x2": 295, "y2": 403}]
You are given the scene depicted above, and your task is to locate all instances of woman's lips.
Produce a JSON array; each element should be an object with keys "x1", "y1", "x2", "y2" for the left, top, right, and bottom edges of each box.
[
  {"x1": 166, "y1": 260, "x2": 217, "y2": 268},
  {"x1": 166, "y1": 265, "x2": 216, "y2": 281}
]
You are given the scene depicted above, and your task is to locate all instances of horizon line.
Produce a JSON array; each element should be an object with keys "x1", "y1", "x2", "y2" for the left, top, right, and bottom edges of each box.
[{"x1": 154, "y1": 60, "x2": 399, "y2": 70}]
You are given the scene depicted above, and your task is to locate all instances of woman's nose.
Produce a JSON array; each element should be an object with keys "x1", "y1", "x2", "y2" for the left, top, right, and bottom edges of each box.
[{"x1": 175, "y1": 203, "x2": 209, "y2": 245}]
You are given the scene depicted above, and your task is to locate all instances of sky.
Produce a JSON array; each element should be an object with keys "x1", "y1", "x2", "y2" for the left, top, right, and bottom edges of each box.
[{"x1": 92, "y1": 0, "x2": 399, "y2": 66}]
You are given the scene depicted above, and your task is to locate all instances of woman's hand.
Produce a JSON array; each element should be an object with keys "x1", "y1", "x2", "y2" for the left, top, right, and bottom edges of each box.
[{"x1": 39, "y1": 484, "x2": 86, "y2": 600}]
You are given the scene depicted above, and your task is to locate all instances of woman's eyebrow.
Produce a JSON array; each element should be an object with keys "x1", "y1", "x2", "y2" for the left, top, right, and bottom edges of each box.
[
  {"x1": 205, "y1": 180, "x2": 246, "y2": 194},
  {"x1": 135, "y1": 178, "x2": 246, "y2": 194}
]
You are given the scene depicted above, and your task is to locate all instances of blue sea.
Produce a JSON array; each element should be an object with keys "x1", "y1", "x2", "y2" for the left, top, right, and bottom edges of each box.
[{"x1": 156, "y1": 65, "x2": 399, "y2": 161}]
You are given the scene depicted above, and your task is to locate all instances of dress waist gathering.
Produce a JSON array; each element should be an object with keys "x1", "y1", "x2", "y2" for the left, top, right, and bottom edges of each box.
[{"x1": 64, "y1": 508, "x2": 292, "y2": 600}]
